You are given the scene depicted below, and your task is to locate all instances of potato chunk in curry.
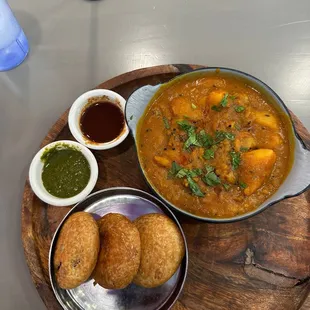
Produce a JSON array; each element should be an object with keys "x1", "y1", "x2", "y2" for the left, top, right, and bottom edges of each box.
[
  {"x1": 258, "y1": 133, "x2": 283, "y2": 149},
  {"x1": 239, "y1": 149, "x2": 276, "y2": 196},
  {"x1": 171, "y1": 97, "x2": 203, "y2": 121},
  {"x1": 253, "y1": 111, "x2": 279, "y2": 130},
  {"x1": 138, "y1": 73, "x2": 292, "y2": 218},
  {"x1": 207, "y1": 90, "x2": 227, "y2": 106},
  {"x1": 234, "y1": 132, "x2": 256, "y2": 151}
]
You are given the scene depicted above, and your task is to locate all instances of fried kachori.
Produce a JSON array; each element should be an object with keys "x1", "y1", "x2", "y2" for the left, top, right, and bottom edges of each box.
[
  {"x1": 133, "y1": 213, "x2": 185, "y2": 288},
  {"x1": 93, "y1": 213, "x2": 141, "y2": 289},
  {"x1": 53, "y1": 212, "x2": 100, "y2": 289}
]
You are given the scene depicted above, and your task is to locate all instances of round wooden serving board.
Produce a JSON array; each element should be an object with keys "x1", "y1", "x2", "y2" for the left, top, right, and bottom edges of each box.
[{"x1": 21, "y1": 65, "x2": 310, "y2": 310}]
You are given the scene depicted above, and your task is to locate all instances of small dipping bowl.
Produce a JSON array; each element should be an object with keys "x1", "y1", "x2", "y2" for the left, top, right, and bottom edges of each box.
[
  {"x1": 29, "y1": 140, "x2": 98, "y2": 206},
  {"x1": 68, "y1": 89, "x2": 129, "y2": 150}
]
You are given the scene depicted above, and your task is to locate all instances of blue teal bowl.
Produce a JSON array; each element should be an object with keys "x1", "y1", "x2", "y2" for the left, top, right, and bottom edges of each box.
[{"x1": 125, "y1": 67, "x2": 310, "y2": 223}]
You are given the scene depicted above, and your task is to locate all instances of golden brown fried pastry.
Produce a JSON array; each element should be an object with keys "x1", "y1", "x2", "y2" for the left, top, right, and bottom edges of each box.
[
  {"x1": 54, "y1": 212, "x2": 100, "y2": 289},
  {"x1": 93, "y1": 213, "x2": 141, "y2": 289},
  {"x1": 133, "y1": 213, "x2": 185, "y2": 288}
]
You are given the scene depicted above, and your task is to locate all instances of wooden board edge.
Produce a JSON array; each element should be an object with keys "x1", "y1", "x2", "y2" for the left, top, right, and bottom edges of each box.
[{"x1": 20, "y1": 64, "x2": 310, "y2": 309}]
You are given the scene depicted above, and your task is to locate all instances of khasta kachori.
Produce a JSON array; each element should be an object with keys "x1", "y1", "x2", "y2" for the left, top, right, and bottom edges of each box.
[
  {"x1": 53, "y1": 211, "x2": 185, "y2": 290},
  {"x1": 134, "y1": 213, "x2": 185, "y2": 288},
  {"x1": 53, "y1": 212, "x2": 100, "y2": 289},
  {"x1": 93, "y1": 213, "x2": 141, "y2": 289}
]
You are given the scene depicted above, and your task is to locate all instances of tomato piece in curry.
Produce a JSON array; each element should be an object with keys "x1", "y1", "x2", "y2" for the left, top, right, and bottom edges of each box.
[{"x1": 137, "y1": 73, "x2": 293, "y2": 218}]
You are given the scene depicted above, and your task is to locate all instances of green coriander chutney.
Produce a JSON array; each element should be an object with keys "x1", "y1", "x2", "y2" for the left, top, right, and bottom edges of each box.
[{"x1": 41, "y1": 144, "x2": 90, "y2": 198}]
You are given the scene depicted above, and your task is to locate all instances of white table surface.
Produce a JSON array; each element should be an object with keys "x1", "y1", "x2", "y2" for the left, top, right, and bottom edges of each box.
[{"x1": 1, "y1": 0, "x2": 310, "y2": 308}]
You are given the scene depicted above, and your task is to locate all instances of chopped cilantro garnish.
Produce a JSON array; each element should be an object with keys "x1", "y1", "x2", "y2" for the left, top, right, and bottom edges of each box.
[
  {"x1": 177, "y1": 120, "x2": 202, "y2": 149},
  {"x1": 220, "y1": 93, "x2": 229, "y2": 107},
  {"x1": 168, "y1": 161, "x2": 182, "y2": 178},
  {"x1": 211, "y1": 93, "x2": 229, "y2": 112},
  {"x1": 214, "y1": 131, "x2": 226, "y2": 143},
  {"x1": 175, "y1": 169, "x2": 188, "y2": 178},
  {"x1": 172, "y1": 166, "x2": 203, "y2": 179},
  {"x1": 203, "y1": 149, "x2": 215, "y2": 160},
  {"x1": 205, "y1": 165, "x2": 215, "y2": 173},
  {"x1": 177, "y1": 121, "x2": 234, "y2": 151},
  {"x1": 198, "y1": 130, "x2": 214, "y2": 148},
  {"x1": 176, "y1": 168, "x2": 202, "y2": 179},
  {"x1": 202, "y1": 165, "x2": 221, "y2": 186},
  {"x1": 235, "y1": 106, "x2": 245, "y2": 113},
  {"x1": 212, "y1": 105, "x2": 222, "y2": 112},
  {"x1": 239, "y1": 181, "x2": 247, "y2": 189},
  {"x1": 168, "y1": 163, "x2": 204, "y2": 196},
  {"x1": 214, "y1": 131, "x2": 235, "y2": 144},
  {"x1": 187, "y1": 176, "x2": 204, "y2": 197},
  {"x1": 240, "y1": 146, "x2": 249, "y2": 152},
  {"x1": 163, "y1": 117, "x2": 170, "y2": 129},
  {"x1": 184, "y1": 130, "x2": 202, "y2": 149},
  {"x1": 177, "y1": 120, "x2": 193, "y2": 131},
  {"x1": 230, "y1": 151, "x2": 241, "y2": 170},
  {"x1": 224, "y1": 132, "x2": 236, "y2": 140},
  {"x1": 223, "y1": 183, "x2": 230, "y2": 190},
  {"x1": 192, "y1": 168, "x2": 203, "y2": 177},
  {"x1": 202, "y1": 171, "x2": 221, "y2": 186}
]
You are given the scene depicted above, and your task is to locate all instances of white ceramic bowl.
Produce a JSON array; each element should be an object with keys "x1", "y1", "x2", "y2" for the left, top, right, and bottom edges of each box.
[
  {"x1": 29, "y1": 140, "x2": 98, "y2": 206},
  {"x1": 68, "y1": 89, "x2": 129, "y2": 150}
]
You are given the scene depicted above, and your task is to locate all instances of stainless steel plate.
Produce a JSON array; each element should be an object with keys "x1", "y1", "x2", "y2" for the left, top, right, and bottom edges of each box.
[{"x1": 49, "y1": 187, "x2": 188, "y2": 310}]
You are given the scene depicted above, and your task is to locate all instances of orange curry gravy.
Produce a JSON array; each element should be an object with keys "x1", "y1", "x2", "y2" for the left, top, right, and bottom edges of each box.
[{"x1": 137, "y1": 72, "x2": 293, "y2": 218}]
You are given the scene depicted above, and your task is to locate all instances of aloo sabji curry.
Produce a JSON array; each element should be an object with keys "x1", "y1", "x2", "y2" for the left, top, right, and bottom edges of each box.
[{"x1": 137, "y1": 72, "x2": 293, "y2": 218}]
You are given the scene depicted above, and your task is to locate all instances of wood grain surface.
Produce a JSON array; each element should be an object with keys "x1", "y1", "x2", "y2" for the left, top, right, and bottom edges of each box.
[{"x1": 21, "y1": 65, "x2": 310, "y2": 310}]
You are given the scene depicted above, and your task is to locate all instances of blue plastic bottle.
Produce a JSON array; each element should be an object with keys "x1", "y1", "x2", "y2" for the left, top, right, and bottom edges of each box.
[{"x1": 0, "y1": 0, "x2": 29, "y2": 71}]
